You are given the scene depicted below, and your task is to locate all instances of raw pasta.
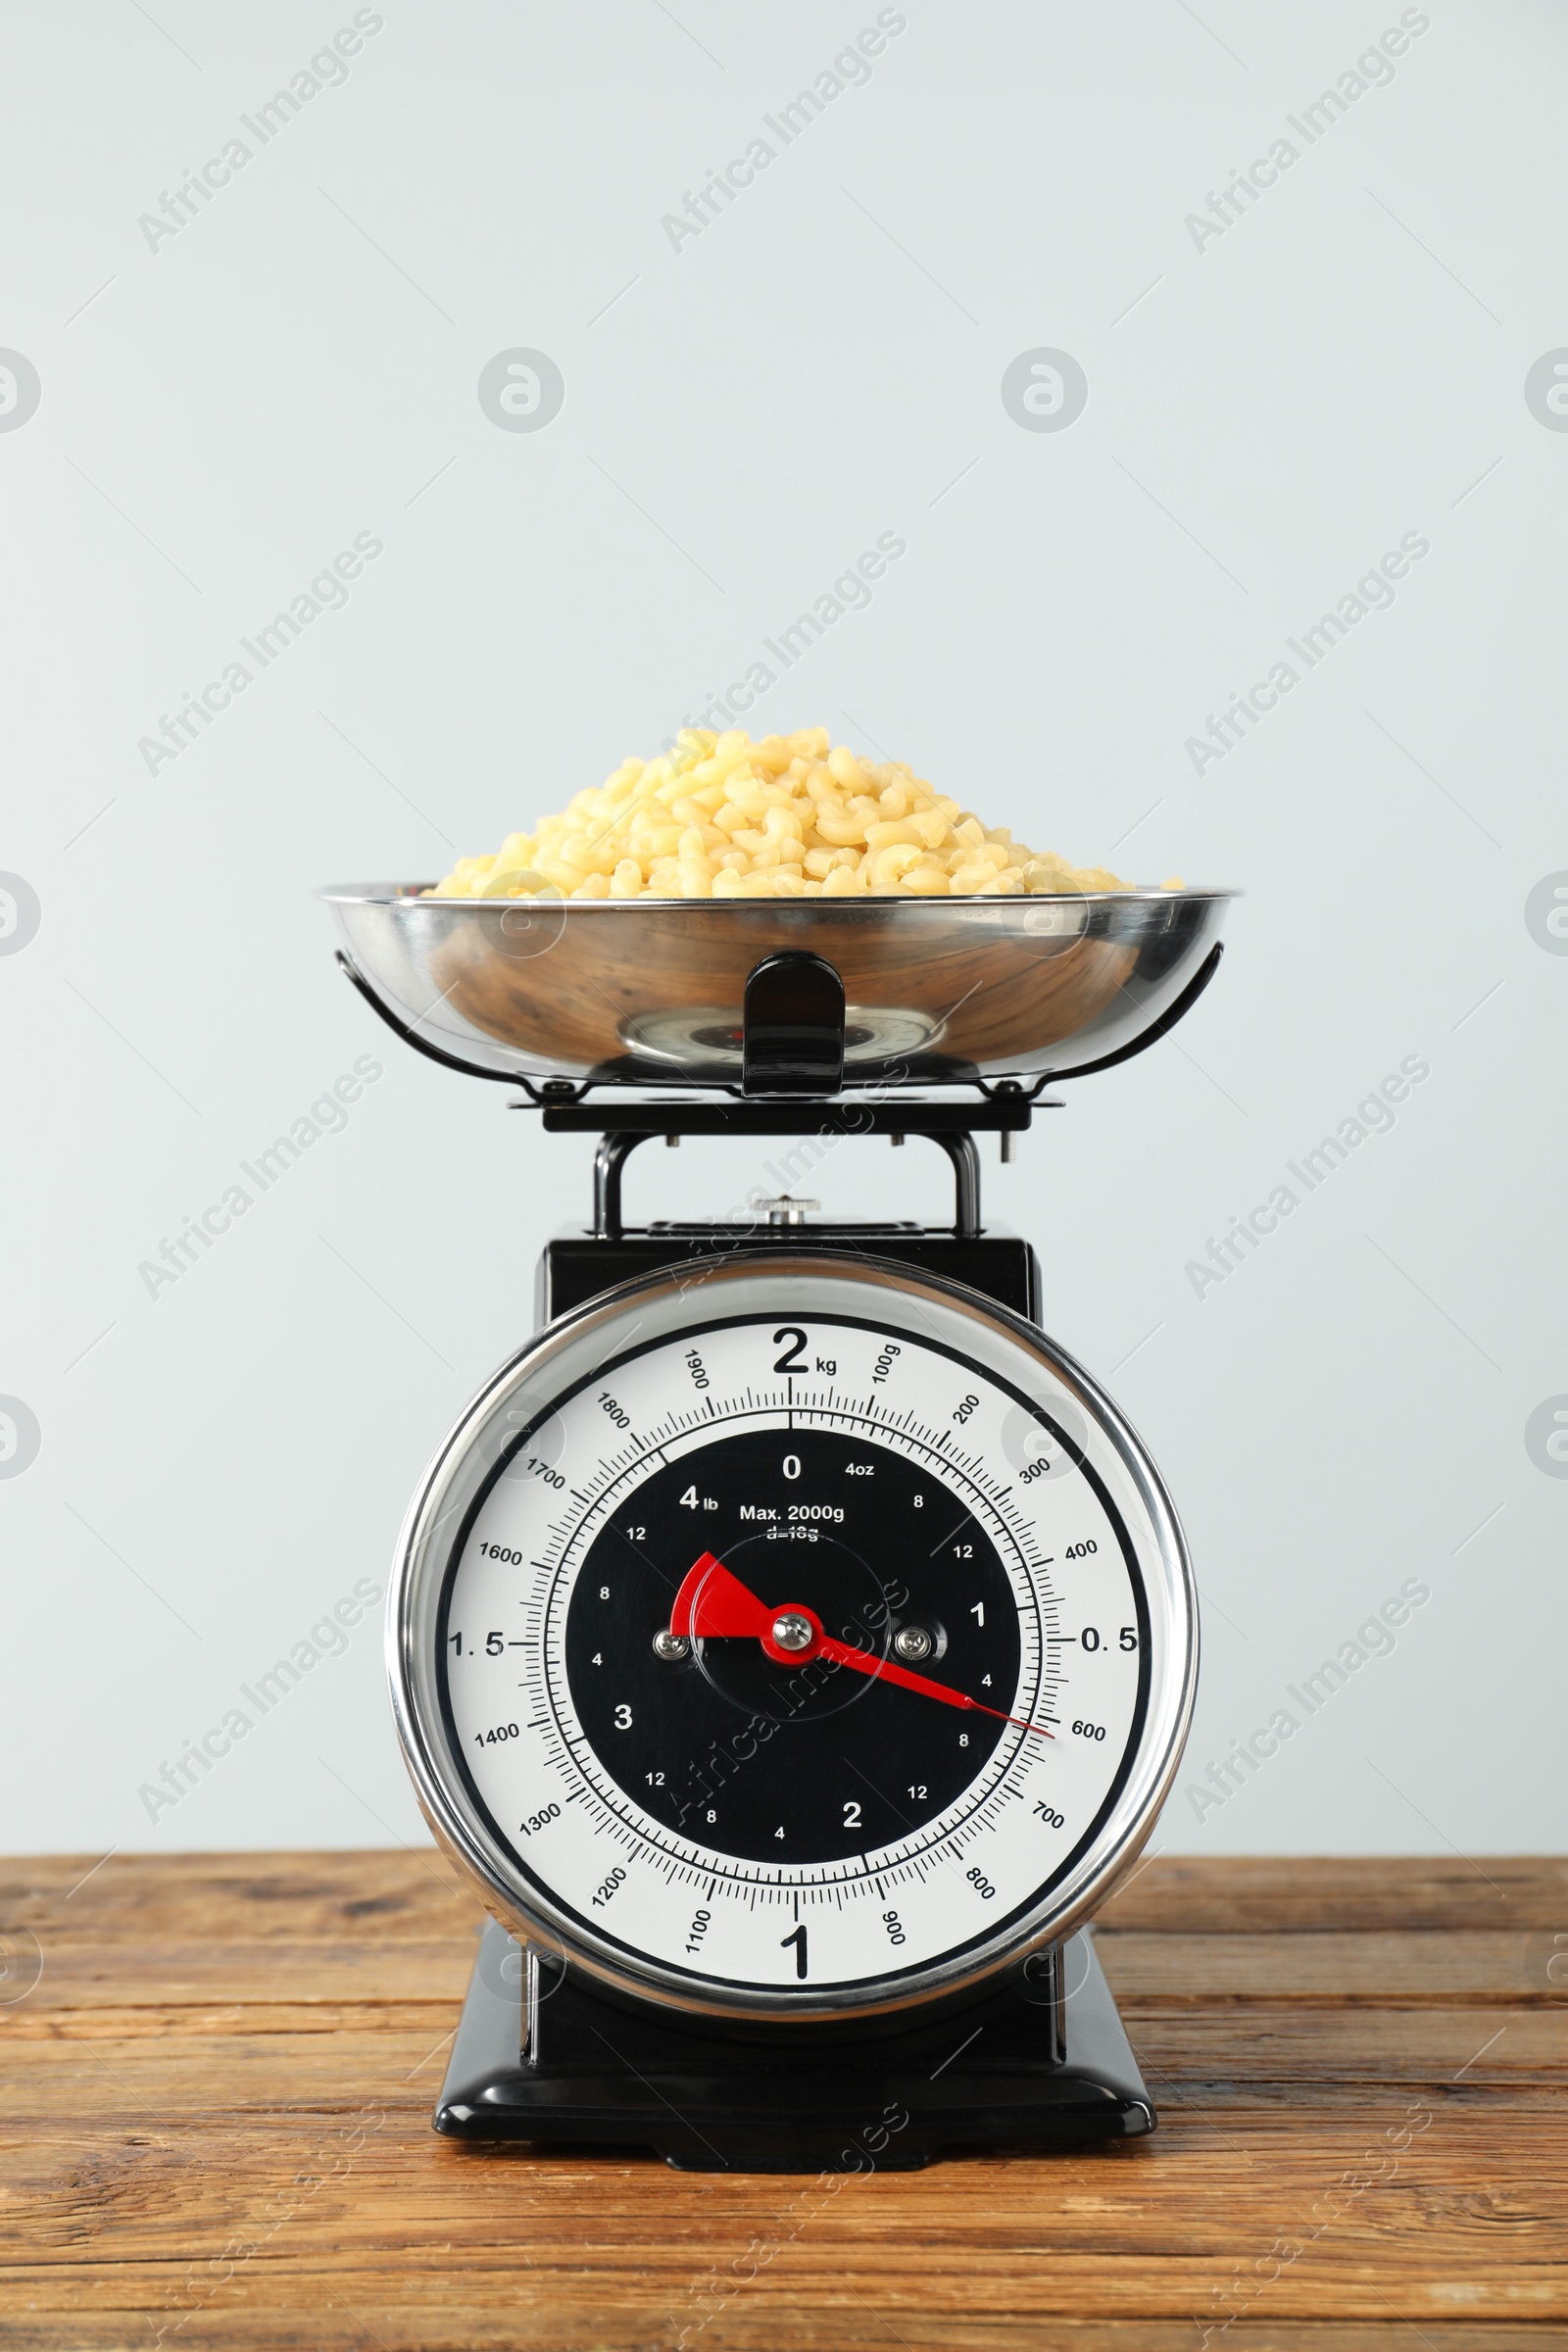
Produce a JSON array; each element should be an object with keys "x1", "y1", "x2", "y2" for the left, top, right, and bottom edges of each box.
[{"x1": 427, "y1": 728, "x2": 1180, "y2": 901}]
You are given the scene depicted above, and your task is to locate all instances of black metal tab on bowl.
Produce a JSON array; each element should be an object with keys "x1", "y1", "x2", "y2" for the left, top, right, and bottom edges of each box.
[{"x1": 742, "y1": 951, "x2": 847, "y2": 1096}]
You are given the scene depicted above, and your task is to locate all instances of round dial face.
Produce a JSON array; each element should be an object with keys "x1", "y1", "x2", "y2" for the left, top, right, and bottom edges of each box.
[{"x1": 393, "y1": 1258, "x2": 1196, "y2": 2022}]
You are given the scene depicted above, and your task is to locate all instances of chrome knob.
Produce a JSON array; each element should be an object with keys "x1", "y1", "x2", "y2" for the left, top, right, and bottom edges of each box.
[{"x1": 754, "y1": 1196, "x2": 820, "y2": 1227}]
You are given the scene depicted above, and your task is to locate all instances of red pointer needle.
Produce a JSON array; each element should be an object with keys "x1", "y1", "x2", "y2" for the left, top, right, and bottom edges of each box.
[
  {"x1": 670, "y1": 1554, "x2": 772, "y2": 1641},
  {"x1": 669, "y1": 1553, "x2": 1051, "y2": 1739}
]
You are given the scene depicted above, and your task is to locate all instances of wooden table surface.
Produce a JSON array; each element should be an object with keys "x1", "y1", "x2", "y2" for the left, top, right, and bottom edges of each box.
[{"x1": 2, "y1": 1850, "x2": 1565, "y2": 2350}]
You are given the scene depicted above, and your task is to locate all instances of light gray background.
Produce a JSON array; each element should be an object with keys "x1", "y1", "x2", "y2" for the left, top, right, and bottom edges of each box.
[{"x1": 3, "y1": 0, "x2": 1563, "y2": 1863}]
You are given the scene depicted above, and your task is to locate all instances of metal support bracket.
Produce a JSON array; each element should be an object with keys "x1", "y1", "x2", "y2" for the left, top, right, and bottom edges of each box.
[
  {"x1": 741, "y1": 951, "x2": 846, "y2": 1096},
  {"x1": 591, "y1": 1124, "x2": 984, "y2": 1241}
]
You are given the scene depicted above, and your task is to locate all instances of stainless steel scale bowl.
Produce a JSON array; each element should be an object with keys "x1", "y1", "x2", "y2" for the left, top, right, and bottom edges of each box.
[{"x1": 318, "y1": 884, "x2": 1237, "y2": 1087}]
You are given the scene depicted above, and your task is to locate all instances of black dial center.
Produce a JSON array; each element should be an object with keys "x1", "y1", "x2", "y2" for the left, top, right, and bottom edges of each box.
[
  {"x1": 562, "y1": 1427, "x2": 1024, "y2": 1864},
  {"x1": 693, "y1": 1529, "x2": 894, "y2": 1725}
]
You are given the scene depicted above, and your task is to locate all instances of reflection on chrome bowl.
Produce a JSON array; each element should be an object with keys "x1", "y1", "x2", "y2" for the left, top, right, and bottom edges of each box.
[
  {"x1": 318, "y1": 885, "x2": 1238, "y2": 1088},
  {"x1": 620, "y1": 1005, "x2": 943, "y2": 1070}
]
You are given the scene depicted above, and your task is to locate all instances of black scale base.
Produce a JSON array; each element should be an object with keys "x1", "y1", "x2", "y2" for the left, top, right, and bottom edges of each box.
[{"x1": 436, "y1": 1919, "x2": 1153, "y2": 2171}]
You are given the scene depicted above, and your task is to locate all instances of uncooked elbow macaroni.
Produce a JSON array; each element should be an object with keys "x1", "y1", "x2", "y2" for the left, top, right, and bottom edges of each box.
[{"x1": 427, "y1": 728, "x2": 1180, "y2": 901}]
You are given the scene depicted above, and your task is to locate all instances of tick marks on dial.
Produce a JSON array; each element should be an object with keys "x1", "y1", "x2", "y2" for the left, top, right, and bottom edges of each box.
[{"x1": 441, "y1": 1309, "x2": 1156, "y2": 1989}]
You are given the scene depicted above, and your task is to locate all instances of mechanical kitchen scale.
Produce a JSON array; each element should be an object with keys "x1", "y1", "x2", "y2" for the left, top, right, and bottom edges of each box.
[{"x1": 321, "y1": 879, "x2": 1234, "y2": 2170}]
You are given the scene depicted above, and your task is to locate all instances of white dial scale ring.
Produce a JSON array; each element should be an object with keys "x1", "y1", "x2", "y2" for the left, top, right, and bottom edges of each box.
[{"x1": 390, "y1": 1256, "x2": 1198, "y2": 2025}]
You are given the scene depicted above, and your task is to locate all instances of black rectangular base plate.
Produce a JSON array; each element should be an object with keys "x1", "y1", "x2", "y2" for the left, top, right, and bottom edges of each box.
[{"x1": 434, "y1": 1921, "x2": 1153, "y2": 2172}]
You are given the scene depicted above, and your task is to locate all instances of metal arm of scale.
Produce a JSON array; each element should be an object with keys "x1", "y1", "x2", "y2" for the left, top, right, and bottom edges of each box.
[{"x1": 588, "y1": 1124, "x2": 984, "y2": 1242}]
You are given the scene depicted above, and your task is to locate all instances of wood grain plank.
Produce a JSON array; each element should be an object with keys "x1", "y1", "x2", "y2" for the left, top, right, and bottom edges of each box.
[
  {"x1": 7, "y1": 1943, "x2": 478, "y2": 2008},
  {"x1": 0, "y1": 1851, "x2": 475, "y2": 1938},
  {"x1": 2, "y1": 1853, "x2": 1566, "y2": 2352},
  {"x1": 11, "y1": 1927, "x2": 1566, "y2": 2016},
  {"x1": 3, "y1": 2112, "x2": 1564, "y2": 2284},
  {"x1": 1100, "y1": 1929, "x2": 1568, "y2": 2000},
  {"x1": 1098, "y1": 1856, "x2": 1568, "y2": 1933},
  {"x1": 1, "y1": 2321, "x2": 1564, "y2": 2352},
  {"x1": 1128, "y1": 2006, "x2": 1568, "y2": 2082},
  {"x1": 0, "y1": 2002, "x2": 461, "y2": 2042}
]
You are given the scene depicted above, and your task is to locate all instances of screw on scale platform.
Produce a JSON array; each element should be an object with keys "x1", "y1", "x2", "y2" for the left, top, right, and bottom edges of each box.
[
  {"x1": 893, "y1": 1625, "x2": 935, "y2": 1662},
  {"x1": 651, "y1": 1630, "x2": 690, "y2": 1662},
  {"x1": 769, "y1": 1611, "x2": 814, "y2": 1653},
  {"x1": 753, "y1": 1196, "x2": 820, "y2": 1227}
]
